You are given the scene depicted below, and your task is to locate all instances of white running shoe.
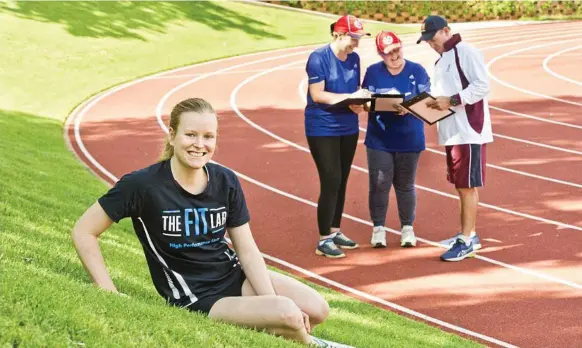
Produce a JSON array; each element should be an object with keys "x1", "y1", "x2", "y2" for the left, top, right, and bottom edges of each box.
[
  {"x1": 310, "y1": 335, "x2": 355, "y2": 348},
  {"x1": 400, "y1": 225, "x2": 417, "y2": 247},
  {"x1": 371, "y1": 226, "x2": 386, "y2": 248}
]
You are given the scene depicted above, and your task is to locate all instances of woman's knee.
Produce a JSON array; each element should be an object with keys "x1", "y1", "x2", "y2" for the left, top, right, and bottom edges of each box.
[
  {"x1": 394, "y1": 181, "x2": 415, "y2": 194},
  {"x1": 309, "y1": 297, "x2": 330, "y2": 325},
  {"x1": 273, "y1": 296, "x2": 305, "y2": 331},
  {"x1": 320, "y1": 171, "x2": 342, "y2": 193},
  {"x1": 369, "y1": 169, "x2": 392, "y2": 191}
]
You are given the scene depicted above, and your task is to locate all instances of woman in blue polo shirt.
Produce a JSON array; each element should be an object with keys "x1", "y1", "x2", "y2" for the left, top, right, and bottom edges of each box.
[
  {"x1": 362, "y1": 31, "x2": 431, "y2": 249},
  {"x1": 304, "y1": 15, "x2": 370, "y2": 259}
]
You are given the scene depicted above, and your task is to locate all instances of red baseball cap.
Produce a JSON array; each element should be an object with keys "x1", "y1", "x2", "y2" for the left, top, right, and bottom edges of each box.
[
  {"x1": 376, "y1": 31, "x2": 402, "y2": 54},
  {"x1": 333, "y1": 15, "x2": 370, "y2": 38}
]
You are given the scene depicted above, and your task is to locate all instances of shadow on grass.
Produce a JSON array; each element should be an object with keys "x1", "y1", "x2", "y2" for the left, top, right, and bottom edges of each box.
[{"x1": 0, "y1": 1, "x2": 285, "y2": 41}]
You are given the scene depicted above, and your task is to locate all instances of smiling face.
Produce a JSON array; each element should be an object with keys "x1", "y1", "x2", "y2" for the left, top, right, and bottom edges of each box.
[
  {"x1": 381, "y1": 46, "x2": 404, "y2": 70},
  {"x1": 336, "y1": 33, "x2": 361, "y2": 54},
  {"x1": 169, "y1": 110, "x2": 217, "y2": 170}
]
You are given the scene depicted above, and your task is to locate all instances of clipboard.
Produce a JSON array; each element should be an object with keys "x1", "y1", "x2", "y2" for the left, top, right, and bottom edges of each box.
[
  {"x1": 399, "y1": 92, "x2": 455, "y2": 125},
  {"x1": 324, "y1": 97, "x2": 373, "y2": 113},
  {"x1": 370, "y1": 93, "x2": 405, "y2": 112}
]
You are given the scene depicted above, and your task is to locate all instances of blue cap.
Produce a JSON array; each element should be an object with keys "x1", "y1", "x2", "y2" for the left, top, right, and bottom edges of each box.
[{"x1": 416, "y1": 15, "x2": 448, "y2": 44}]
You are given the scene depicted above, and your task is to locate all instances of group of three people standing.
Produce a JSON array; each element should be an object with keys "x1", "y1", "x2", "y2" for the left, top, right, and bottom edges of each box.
[{"x1": 305, "y1": 14, "x2": 492, "y2": 262}]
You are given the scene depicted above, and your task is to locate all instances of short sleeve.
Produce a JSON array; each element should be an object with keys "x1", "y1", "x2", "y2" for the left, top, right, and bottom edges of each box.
[
  {"x1": 415, "y1": 65, "x2": 431, "y2": 94},
  {"x1": 98, "y1": 172, "x2": 143, "y2": 223},
  {"x1": 227, "y1": 173, "x2": 250, "y2": 228},
  {"x1": 362, "y1": 67, "x2": 372, "y2": 91},
  {"x1": 356, "y1": 54, "x2": 362, "y2": 88},
  {"x1": 306, "y1": 52, "x2": 326, "y2": 85}
]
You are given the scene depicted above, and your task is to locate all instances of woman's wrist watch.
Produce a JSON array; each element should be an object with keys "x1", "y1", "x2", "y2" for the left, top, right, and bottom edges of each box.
[{"x1": 450, "y1": 94, "x2": 461, "y2": 106}]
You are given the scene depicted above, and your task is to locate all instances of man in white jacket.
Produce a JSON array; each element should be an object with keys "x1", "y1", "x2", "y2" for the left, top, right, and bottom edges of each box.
[{"x1": 417, "y1": 15, "x2": 494, "y2": 262}]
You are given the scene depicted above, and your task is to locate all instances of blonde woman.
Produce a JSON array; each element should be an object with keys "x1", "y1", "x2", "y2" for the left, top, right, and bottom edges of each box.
[{"x1": 71, "y1": 98, "x2": 332, "y2": 346}]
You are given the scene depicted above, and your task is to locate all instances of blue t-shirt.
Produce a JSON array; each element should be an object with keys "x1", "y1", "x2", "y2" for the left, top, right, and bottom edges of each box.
[
  {"x1": 362, "y1": 59, "x2": 431, "y2": 152},
  {"x1": 304, "y1": 44, "x2": 361, "y2": 137}
]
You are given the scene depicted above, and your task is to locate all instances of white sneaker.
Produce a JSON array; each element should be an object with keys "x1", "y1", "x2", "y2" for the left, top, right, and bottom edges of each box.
[
  {"x1": 371, "y1": 226, "x2": 386, "y2": 248},
  {"x1": 400, "y1": 225, "x2": 417, "y2": 247}
]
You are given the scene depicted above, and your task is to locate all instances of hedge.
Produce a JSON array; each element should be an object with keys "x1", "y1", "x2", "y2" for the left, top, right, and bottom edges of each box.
[{"x1": 264, "y1": 1, "x2": 582, "y2": 23}]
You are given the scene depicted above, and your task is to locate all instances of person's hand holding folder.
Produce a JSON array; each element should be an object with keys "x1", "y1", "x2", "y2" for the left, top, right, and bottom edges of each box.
[
  {"x1": 393, "y1": 104, "x2": 408, "y2": 116},
  {"x1": 324, "y1": 88, "x2": 373, "y2": 113},
  {"x1": 425, "y1": 96, "x2": 452, "y2": 111},
  {"x1": 397, "y1": 92, "x2": 455, "y2": 125},
  {"x1": 348, "y1": 88, "x2": 371, "y2": 114}
]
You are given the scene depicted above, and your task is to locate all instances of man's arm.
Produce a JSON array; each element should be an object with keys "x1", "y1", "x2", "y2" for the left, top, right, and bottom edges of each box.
[{"x1": 455, "y1": 45, "x2": 490, "y2": 105}]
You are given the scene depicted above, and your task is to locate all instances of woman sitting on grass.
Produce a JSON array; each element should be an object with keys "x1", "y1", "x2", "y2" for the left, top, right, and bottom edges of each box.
[{"x1": 71, "y1": 97, "x2": 332, "y2": 346}]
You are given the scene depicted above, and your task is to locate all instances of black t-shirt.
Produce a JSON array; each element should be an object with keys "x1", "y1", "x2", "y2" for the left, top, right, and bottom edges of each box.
[{"x1": 98, "y1": 160, "x2": 250, "y2": 307}]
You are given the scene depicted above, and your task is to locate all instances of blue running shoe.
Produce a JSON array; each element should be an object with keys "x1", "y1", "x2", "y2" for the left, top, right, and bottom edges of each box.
[
  {"x1": 440, "y1": 238, "x2": 475, "y2": 261},
  {"x1": 440, "y1": 232, "x2": 481, "y2": 250},
  {"x1": 315, "y1": 237, "x2": 345, "y2": 258}
]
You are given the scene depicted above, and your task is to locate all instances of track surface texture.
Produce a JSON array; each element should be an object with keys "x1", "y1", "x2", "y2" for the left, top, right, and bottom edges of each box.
[{"x1": 66, "y1": 20, "x2": 582, "y2": 348}]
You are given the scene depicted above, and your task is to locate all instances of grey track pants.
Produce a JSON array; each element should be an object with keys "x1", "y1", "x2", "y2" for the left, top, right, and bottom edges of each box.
[{"x1": 366, "y1": 147, "x2": 421, "y2": 227}]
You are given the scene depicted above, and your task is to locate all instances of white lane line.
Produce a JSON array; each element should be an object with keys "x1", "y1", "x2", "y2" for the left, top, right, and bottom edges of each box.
[
  {"x1": 231, "y1": 168, "x2": 582, "y2": 294},
  {"x1": 487, "y1": 37, "x2": 582, "y2": 107},
  {"x1": 543, "y1": 45, "x2": 582, "y2": 87},
  {"x1": 155, "y1": 50, "x2": 313, "y2": 131},
  {"x1": 147, "y1": 66, "x2": 306, "y2": 79},
  {"x1": 67, "y1": 52, "x2": 518, "y2": 348},
  {"x1": 489, "y1": 105, "x2": 582, "y2": 130},
  {"x1": 492, "y1": 133, "x2": 582, "y2": 156},
  {"x1": 507, "y1": 53, "x2": 582, "y2": 58}
]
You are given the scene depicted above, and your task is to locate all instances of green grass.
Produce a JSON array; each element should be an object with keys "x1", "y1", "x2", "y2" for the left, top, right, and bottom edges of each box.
[
  {"x1": 0, "y1": 1, "x2": 480, "y2": 347},
  {"x1": 0, "y1": 0, "x2": 415, "y2": 121}
]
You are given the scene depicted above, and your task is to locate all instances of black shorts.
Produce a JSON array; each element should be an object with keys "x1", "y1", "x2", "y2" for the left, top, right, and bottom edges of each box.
[{"x1": 185, "y1": 270, "x2": 247, "y2": 315}]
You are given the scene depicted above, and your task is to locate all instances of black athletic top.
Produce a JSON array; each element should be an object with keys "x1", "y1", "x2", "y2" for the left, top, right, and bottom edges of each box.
[{"x1": 98, "y1": 160, "x2": 250, "y2": 307}]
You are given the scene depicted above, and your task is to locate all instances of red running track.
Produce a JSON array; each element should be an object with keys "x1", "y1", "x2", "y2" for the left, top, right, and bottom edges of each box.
[{"x1": 66, "y1": 21, "x2": 582, "y2": 348}]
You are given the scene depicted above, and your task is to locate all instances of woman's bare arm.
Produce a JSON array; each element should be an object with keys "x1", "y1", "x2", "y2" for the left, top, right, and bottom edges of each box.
[{"x1": 71, "y1": 201, "x2": 118, "y2": 292}]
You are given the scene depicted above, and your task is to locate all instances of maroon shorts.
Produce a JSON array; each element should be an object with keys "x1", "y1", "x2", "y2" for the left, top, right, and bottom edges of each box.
[{"x1": 445, "y1": 144, "x2": 487, "y2": 188}]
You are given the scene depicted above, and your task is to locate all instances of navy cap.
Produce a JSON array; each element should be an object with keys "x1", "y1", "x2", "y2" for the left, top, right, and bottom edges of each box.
[{"x1": 416, "y1": 15, "x2": 448, "y2": 44}]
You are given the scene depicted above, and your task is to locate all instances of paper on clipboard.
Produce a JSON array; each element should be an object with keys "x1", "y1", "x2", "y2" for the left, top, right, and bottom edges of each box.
[
  {"x1": 400, "y1": 92, "x2": 455, "y2": 125},
  {"x1": 371, "y1": 94, "x2": 405, "y2": 112}
]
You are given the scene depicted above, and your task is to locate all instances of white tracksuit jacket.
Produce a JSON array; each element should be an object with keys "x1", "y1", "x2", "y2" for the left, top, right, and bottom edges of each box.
[{"x1": 432, "y1": 34, "x2": 494, "y2": 146}]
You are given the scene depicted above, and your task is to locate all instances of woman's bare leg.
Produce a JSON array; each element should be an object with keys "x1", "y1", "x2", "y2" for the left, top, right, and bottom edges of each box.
[
  {"x1": 208, "y1": 295, "x2": 312, "y2": 344},
  {"x1": 242, "y1": 270, "x2": 330, "y2": 328}
]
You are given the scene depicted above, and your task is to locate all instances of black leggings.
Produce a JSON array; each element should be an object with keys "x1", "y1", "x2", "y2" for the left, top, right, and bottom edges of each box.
[{"x1": 307, "y1": 133, "x2": 359, "y2": 236}]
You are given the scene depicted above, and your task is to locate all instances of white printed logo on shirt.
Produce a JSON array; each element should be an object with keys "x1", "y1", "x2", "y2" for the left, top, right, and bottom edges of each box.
[{"x1": 375, "y1": 87, "x2": 401, "y2": 95}]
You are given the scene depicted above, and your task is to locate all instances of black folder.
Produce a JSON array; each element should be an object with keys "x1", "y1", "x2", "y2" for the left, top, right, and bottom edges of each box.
[{"x1": 324, "y1": 97, "x2": 374, "y2": 113}]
